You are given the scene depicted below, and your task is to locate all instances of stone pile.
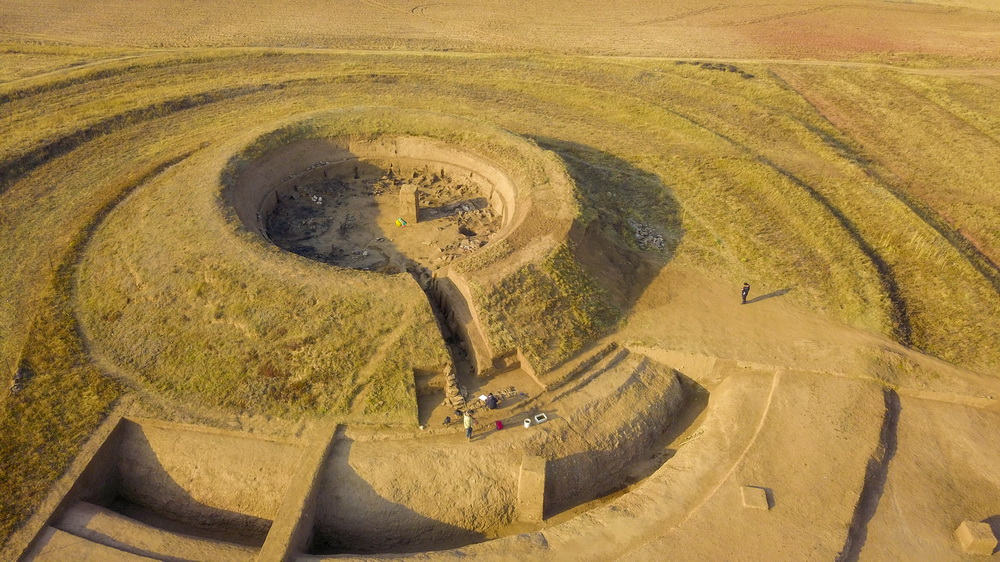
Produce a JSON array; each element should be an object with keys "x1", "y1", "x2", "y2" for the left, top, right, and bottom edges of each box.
[
  {"x1": 443, "y1": 368, "x2": 466, "y2": 408},
  {"x1": 627, "y1": 218, "x2": 665, "y2": 250},
  {"x1": 459, "y1": 238, "x2": 486, "y2": 252},
  {"x1": 9, "y1": 361, "x2": 33, "y2": 395}
]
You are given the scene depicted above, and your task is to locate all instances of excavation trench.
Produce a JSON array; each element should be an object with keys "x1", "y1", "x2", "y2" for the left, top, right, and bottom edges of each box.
[{"x1": 26, "y1": 374, "x2": 704, "y2": 558}]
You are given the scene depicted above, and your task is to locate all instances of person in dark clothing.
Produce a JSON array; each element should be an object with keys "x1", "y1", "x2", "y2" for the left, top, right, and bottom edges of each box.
[
  {"x1": 742, "y1": 282, "x2": 751, "y2": 304},
  {"x1": 485, "y1": 392, "x2": 498, "y2": 410}
]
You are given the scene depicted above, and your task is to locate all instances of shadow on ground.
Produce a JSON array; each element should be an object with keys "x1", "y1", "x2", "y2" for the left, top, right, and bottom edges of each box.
[
  {"x1": 746, "y1": 286, "x2": 795, "y2": 304},
  {"x1": 311, "y1": 436, "x2": 486, "y2": 554},
  {"x1": 529, "y1": 137, "x2": 683, "y2": 369}
]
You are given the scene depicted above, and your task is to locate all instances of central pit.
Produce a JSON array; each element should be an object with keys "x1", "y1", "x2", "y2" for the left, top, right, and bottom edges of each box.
[
  {"x1": 228, "y1": 135, "x2": 520, "y2": 282},
  {"x1": 267, "y1": 159, "x2": 502, "y2": 275},
  {"x1": 223, "y1": 129, "x2": 536, "y2": 416}
]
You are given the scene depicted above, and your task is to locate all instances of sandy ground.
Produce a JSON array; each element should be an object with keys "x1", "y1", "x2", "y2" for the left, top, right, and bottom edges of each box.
[
  {"x1": 13, "y1": 123, "x2": 1000, "y2": 562},
  {"x1": 24, "y1": 262, "x2": 999, "y2": 560}
]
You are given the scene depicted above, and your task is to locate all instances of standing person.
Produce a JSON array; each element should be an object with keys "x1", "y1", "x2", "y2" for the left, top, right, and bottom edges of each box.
[
  {"x1": 741, "y1": 282, "x2": 751, "y2": 304},
  {"x1": 463, "y1": 410, "x2": 476, "y2": 440}
]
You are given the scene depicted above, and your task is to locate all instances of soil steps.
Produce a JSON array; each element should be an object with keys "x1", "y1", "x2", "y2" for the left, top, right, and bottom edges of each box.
[
  {"x1": 547, "y1": 344, "x2": 636, "y2": 404},
  {"x1": 46, "y1": 501, "x2": 256, "y2": 562},
  {"x1": 26, "y1": 525, "x2": 156, "y2": 561},
  {"x1": 539, "y1": 340, "x2": 620, "y2": 390}
]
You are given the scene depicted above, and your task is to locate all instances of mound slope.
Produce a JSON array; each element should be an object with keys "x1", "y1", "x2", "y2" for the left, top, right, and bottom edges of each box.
[{"x1": 72, "y1": 108, "x2": 667, "y2": 423}]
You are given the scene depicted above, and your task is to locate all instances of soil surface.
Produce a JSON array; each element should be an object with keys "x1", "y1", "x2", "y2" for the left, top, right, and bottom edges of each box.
[
  {"x1": 4, "y1": 0, "x2": 999, "y2": 60},
  {"x1": 267, "y1": 167, "x2": 500, "y2": 277}
]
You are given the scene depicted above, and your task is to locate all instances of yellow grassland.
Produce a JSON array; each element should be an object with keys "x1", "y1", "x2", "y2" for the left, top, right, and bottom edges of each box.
[{"x1": 1, "y1": 47, "x2": 999, "y2": 545}]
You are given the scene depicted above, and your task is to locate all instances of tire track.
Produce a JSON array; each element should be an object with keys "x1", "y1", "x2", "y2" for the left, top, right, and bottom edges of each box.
[
  {"x1": 0, "y1": 54, "x2": 142, "y2": 89},
  {"x1": 629, "y1": 5, "x2": 732, "y2": 26},
  {"x1": 0, "y1": 51, "x2": 296, "y2": 106},
  {"x1": 723, "y1": 5, "x2": 849, "y2": 27}
]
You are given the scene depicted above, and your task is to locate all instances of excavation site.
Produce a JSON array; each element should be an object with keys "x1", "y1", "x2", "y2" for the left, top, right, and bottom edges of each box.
[
  {"x1": 4, "y1": 3, "x2": 1000, "y2": 561},
  {"x1": 264, "y1": 159, "x2": 502, "y2": 275},
  {"x1": 10, "y1": 110, "x2": 709, "y2": 558}
]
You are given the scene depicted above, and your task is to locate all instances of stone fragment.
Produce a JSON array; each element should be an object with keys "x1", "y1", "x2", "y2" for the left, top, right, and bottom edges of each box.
[
  {"x1": 741, "y1": 485, "x2": 770, "y2": 510},
  {"x1": 955, "y1": 521, "x2": 997, "y2": 555}
]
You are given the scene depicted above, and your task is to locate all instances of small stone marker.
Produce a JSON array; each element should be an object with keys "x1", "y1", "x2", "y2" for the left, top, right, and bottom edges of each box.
[
  {"x1": 741, "y1": 485, "x2": 770, "y2": 510},
  {"x1": 399, "y1": 183, "x2": 418, "y2": 223},
  {"x1": 955, "y1": 521, "x2": 997, "y2": 555}
]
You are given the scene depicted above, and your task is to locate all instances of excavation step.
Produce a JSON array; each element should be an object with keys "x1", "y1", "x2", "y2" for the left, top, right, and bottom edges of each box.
[
  {"x1": 542, "y1": 341, "x2": 619, "y2": 389},
  {"x1": 26, "y1": 526, "x2": 156, "y2": 561},
  {"x1": 51, "y1": 501, "x2": 256, "y2": 561},
  {"x1": 516, "y1": 455, "x2": 547, "y2": 523}
]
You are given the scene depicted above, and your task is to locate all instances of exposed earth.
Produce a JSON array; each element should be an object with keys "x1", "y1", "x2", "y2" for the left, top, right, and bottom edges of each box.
[{"x1": 267, "y1": 168, "x2": 500, "y2": 275}]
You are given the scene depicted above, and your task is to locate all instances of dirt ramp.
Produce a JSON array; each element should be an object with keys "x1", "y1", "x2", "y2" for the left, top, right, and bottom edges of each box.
[
  {"x1": 17, "y1": 417, "x2": 307, "y2": 560},
  {"x1": 538, "y1": 352, "x2": 688, "y2": 514},
  {"x1": 52, "y1": 501, "x2": 256, "y2": 561}
]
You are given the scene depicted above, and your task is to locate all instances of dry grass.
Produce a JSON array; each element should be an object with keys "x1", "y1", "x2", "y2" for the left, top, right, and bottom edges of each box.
[
  {"x1": 0, "y1": 209, "x2": 121, "y2": 541},
  {"x1": 1, "y1": 44, "x2": 999, "y2": 545},
  {"x1": 76, "y1": 144, "x2": 448, "y2": 421},
  {"x1": 771, "y1": 65, "x2": 1000, "y2": 368},
  {"x1": 2, "y1": 1, "x2": 1000, "y2": 60},
  {"x1": 475, "y1": 243, "x2": 619, "y2": 372}
]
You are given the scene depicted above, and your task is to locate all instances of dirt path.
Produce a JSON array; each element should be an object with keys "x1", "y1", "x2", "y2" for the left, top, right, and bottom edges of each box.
[{"x1": 677, "y1": 370, "x2": 781, "y2": 527}]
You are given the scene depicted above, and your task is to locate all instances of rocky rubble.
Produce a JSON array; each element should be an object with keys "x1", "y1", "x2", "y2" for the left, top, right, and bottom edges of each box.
[
  {"x1": 443, "y1": 368, "x2": 466, "y2": 408},
  {"x1": 9, "y1": 361, "x2": 33, "y2": 395},
  {"x1": 627, "y1": 218, "x2": 665, "y2": 250}
]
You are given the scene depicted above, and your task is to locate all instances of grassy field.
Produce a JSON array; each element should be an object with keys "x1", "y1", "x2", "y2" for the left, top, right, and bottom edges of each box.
[
  {"x1": 2, "y1": 1, "x2": 999, "y2": 60},
  {"x1": 1, "y1": 25, "x2": 999, "y2": 548}
]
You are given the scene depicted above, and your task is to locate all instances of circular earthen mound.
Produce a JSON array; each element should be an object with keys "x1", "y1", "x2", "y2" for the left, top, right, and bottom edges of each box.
[{"x1": 74, "y1": 108, "x2": 596, "y2": 421}]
